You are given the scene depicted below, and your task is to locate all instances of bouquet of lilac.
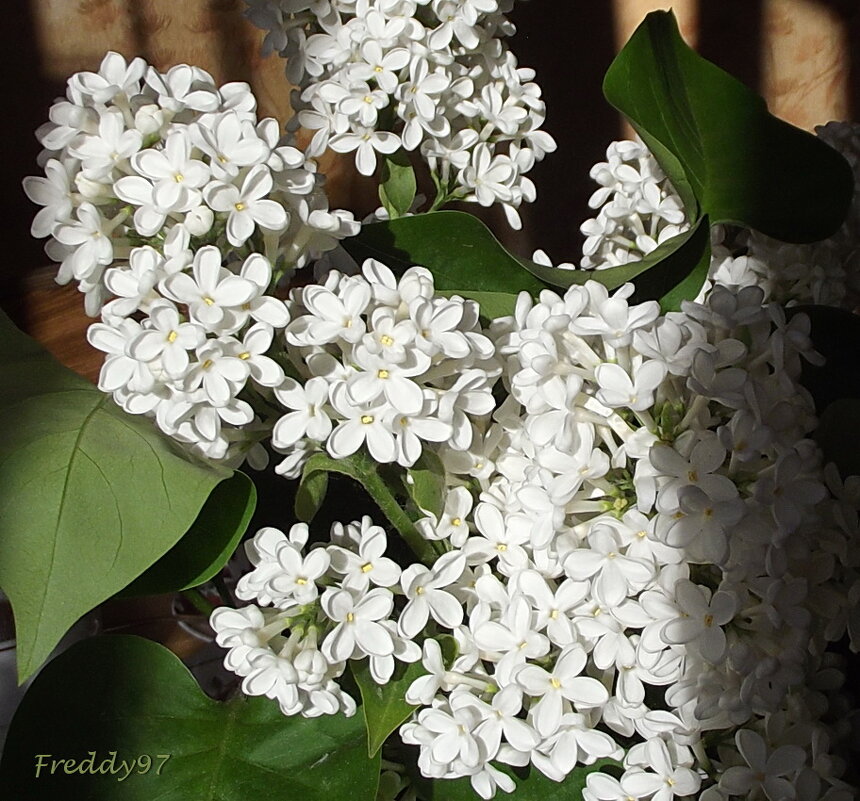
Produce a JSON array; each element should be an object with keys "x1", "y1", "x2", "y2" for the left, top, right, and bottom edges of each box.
[{"x1": 1, "y1": 6, "x2": 858, "y2": 801}]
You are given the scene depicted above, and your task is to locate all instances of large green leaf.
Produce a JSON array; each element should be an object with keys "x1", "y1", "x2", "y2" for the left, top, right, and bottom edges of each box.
[
  {"x1": 344, "y1": 210, "x2": 710, "y2": 317},
  {"x1": 603, "y1": 10, "x2": 853, "y2": 243},
  {"x1": 0, "y1": 635, "x2": 380, "y2": 801},
  {"x1": 0, "y1": 311, "x2": 230, "y2": 680},
  {"x1": 121, "y1": 472, "x2": 256, "y2": 596},
  {"x1": 343, "y1": 211, "x2": 546, "y2": 319},
  {"x1": 352, "y1": 659, "x2": 426, "y2": 756},
  {"x1": 418, "y1": 759, "x2": 620, "y2": 800},
  {"x1": 524, "y1": 215, "x2": 712, "y2": 310}
]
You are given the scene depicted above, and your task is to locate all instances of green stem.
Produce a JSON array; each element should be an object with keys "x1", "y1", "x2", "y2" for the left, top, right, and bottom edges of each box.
[
  {"x1": 212, "y1": 575, "x2": 234, "y2": 608},
  {"x1": 300, "y1": 450, "x2": 440, "y2": 565},
  {"x1": 358, "y1": 459, "x2": 438, "y2": 565},
  {"x1": 181, "y1": 588, "x2": 215, "y2": 616}
]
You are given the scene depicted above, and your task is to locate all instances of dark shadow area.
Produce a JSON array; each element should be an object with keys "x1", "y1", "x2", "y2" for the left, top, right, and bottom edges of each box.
[
  {"x1": 698, "y1": 1, "x2": 763, "y2": 95},
  {"x1": 503, "y1": 2, "x2": 619, "y2": 265},
  {"x1": 2, "y1": 3, "x2": 65, "y2": 329}
]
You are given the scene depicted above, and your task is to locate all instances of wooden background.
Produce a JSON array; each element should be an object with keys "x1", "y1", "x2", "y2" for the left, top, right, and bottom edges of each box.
[{"x1": 3, "y1": 0, "x2": 859, "y2": 381}]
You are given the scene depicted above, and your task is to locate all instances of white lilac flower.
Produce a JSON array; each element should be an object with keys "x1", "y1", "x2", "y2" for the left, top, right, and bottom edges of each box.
[
  {"x1": 320, "y1": 586, "x2": 396, "y2": 661},
  {"x1": 273, "y1": 377, "x2": 333, "y2": 447},
  {"x1": 514, "y1": 644, "x2": 609, "y2": 737},
  {"x1": 204, "y1": 164, "x2": 289, "y2": 246},
  {"x1": 327, "y1": 523, "x2": 402, "y2": 591},
  {"x1": 398, "y1": 551, "x2": 467, "y2": 638},
  {"x1": 127, "y1": 300, "x2": 205, "y2": 378},
  {"x1": 718, "y1": 728, "x2": 806, "y2": 800},
  {"x1": 161, "y1": 246, "x2": 258, "y2": 332}
]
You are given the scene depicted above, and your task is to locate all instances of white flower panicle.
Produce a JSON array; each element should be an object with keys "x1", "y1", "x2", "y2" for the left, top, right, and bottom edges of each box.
[
  {"x1": 572, "y1": 126, "x2": 860, "y2": 312},
  {"x1": 216, "y1": 265, "x2": 860, "y2": 800},
  {"x1": 212, "y1": 518, "x2": 422, "y2": 714},
  {"x1": 27, "y1": 51, "x2": 359, "y2": 311},
  {"x1": 25, "y1": 51, "x2": 361, "y2": 465},
  {"x1": 243, "y1": 0, "x2": 556, "y2": 228},
  {"x1": 271, "y1": 258, "x2": 500, "y2": 474},
  {"x1": 575, "y1": 138, "x2": 689, "y2": 271}
]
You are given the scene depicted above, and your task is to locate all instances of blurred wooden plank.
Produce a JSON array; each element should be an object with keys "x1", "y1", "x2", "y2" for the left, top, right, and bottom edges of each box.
[
  {"x1": 22, "y1": 267, "x2": 100, "y2": 384},
  {"x1": 32, "y1": 0, "x2": 293, "y2": 123},
  {"x1": 762, "y1": 0, "x2": 851, "y2": 130}
]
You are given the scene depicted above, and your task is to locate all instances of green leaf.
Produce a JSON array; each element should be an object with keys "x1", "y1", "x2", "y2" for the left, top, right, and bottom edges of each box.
[
  {"x1": 121, "y1": 472, "x2": 256, "y2": 596},
  {"x1": 343, "y1": 209, "x2": 709, "y2": 317},
  {"x1": 295, "y1": 466, "x2": 330, "y2": 523},
  {"x1": 343, "y1": 211, "x2": 546, "y2": 318},
  {"x1": 437, "y1": 290, "x2": 522, "y2": 321},
  {"x1": 404, "y1": 449, "x2": 446, "y2": 519},
  {"x1": 0, "y1": 635, "x2": 380, "y2": 801},
  {"x1": 419, "y1": 759, "x2": 620, "y2": 801},
  {"x1": 351, "y1": 659, "x2": 426, "y2": 756},
  {"x1": 379, "y1": 150, "x2": 417, "y2": 220},
  {"x1": 523, "y1": 216, "x2": 711, "y2": 311},
  {"x1": 0, "y1": 311, "x2": 230, "y2": 681},
  {"x1": 604, "y1": 10, "x2": 853, "y2": 242}
]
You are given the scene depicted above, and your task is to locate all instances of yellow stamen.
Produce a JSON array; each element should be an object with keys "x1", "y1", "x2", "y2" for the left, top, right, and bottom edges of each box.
[
  {"x1": 360, "y1": 414, "x2": 374, "y2": 425},
  {"x1": 201, "y1": 359, "x2": 214, "y2": 370},
  {"x1": 704, "y1": 614, "x2": 714, "y2": 627},
  {"x1": 296, "y1": 577, "x2": 307, "y2": 586},
  {"x1": 167, "y1": 330, "x2": 178, "y2": 343},
  {"x1": 377, "y1": 369, "x2": 389, "y2": 379},
  {"x1": 234, "y1": 202, "x2": 246, "y2": 212},
  {"x1": 238, "y1": 352, "x2": 251, "y2": 360},
  {"x1": 346, "y1": 612, "x2": 355, "y2": 622},
  {"x1": 550, "y1": 677, "x2": 562, "y2": 689},
  {"x1": 451, "y1": 517, "x2": 462, "y2": 527},
  {"x1": 380, "y1": 334, "x2": 394, "y2": 346},
  {"x1": 202, "y1": 296, "x2": 215, "y2": 306},
  {"x1": 361, "y1": 563, "x2": 373, "y2": 573}
]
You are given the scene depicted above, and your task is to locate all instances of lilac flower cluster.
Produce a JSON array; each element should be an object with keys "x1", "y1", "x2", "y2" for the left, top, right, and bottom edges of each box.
[{"x1": 244, "y1": 0, "x2": 556, "y2": 227}]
